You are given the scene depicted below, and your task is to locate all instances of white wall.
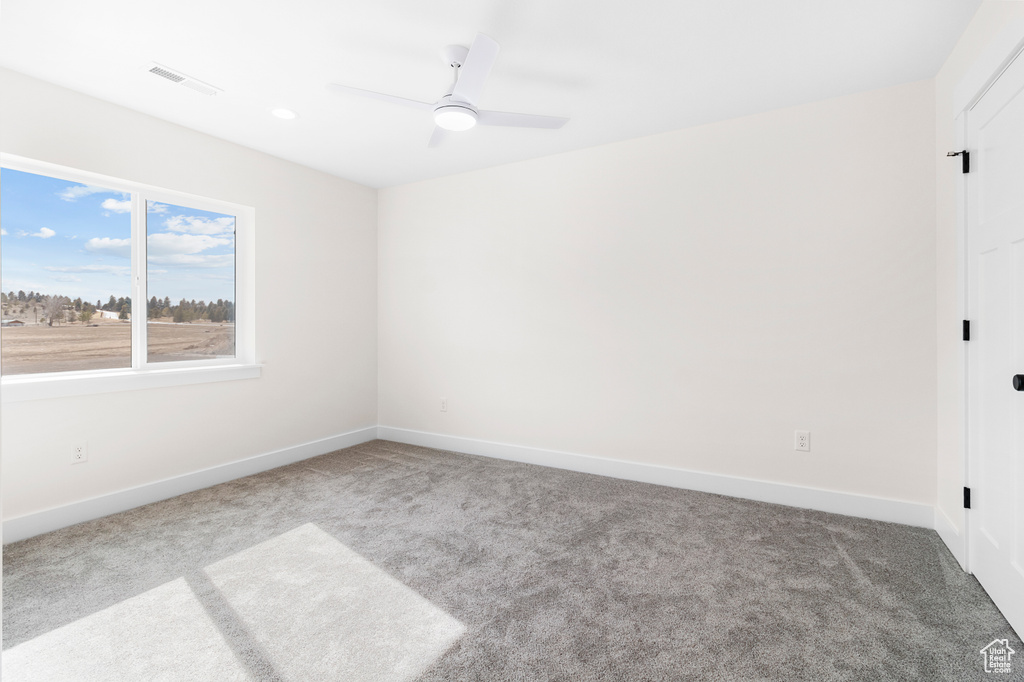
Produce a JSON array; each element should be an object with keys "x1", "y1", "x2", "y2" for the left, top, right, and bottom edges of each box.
[
  {"x1": 379, "y1": 80, "x2": 937, "y2": 505},
  {"x1": 933, "y1": 1, "x2": 1024, "y2": 556},
  {"x1": 0, "y1": 68, "x2": 378, "y2": 521}
]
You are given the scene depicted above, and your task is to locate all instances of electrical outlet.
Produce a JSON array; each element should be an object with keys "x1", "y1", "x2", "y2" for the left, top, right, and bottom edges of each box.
[
  {"x1": 794, "y1": 431, "x2": 810, "y2": 452},
  {"x1": 440, "y1": 398, "x2": 448, "y2": 413},
  {"x1": 71, "y1": 443, "x2": 88, "y2": 464}
]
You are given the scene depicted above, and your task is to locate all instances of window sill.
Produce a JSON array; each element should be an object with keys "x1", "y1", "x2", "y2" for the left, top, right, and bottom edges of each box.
[{"x1": 1, "y1": 363, "x2": 262, "y2": 403}]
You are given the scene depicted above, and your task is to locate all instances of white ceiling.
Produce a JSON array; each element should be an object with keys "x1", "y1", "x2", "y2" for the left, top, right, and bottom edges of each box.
[{"x1": 0, "y1": 0, "x2": 980, "y2": 188}]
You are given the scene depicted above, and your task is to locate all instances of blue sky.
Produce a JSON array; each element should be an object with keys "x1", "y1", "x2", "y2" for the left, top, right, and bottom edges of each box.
[{"x1": 1, "y1": 168, "x2": 234, "y2": 305}]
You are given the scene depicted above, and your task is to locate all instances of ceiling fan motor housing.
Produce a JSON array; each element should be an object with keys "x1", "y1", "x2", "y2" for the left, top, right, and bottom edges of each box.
[{"x1": 434, "y1": 100, "x2": 478, "y2": 131}]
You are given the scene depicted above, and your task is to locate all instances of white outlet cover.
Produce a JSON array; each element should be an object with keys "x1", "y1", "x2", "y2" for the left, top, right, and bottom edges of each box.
[
  {"x1": 794, "y1": 431, "x2": 811, "y2": 452},
  {"x1": 71, "y1": 444, "x2": 88, "y2": 464}
]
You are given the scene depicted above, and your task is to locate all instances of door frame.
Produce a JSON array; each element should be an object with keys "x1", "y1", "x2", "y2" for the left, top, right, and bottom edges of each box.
[{"x1": 953, "y1": 16, "x2": 1024, "y2": 573}]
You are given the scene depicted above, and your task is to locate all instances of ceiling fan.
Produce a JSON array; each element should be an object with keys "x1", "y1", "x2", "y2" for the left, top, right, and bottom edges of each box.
[{"x1": 327, "y1": 33, "x2": 569, "y2": 147}]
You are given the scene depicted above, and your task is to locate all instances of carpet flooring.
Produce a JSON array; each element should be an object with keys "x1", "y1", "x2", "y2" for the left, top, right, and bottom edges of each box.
[{"x1": 3, "y1": 439, "x2": 1021, "y2": 681}]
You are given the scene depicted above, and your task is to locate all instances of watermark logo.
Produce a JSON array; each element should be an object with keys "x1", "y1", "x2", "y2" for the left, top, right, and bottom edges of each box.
[{"x1": 980, "y1": 639, "x2": 1015, "y2": 674}]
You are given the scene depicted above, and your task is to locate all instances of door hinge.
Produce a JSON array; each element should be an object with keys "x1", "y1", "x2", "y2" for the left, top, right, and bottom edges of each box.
[
  {"x1": 947, "y1": 149, "x2": 970, "y2": 173},
  {"x1": 964, "y1": 487, "x2": 971, "y2": 509},
  {"x1": 963, "y1": 319, "x2": 970, "y2": 341}
]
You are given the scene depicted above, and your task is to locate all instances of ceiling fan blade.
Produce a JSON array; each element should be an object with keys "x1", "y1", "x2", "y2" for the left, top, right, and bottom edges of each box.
[
  {"x1": 326, "y1": 83, "x2": 433, "y2": 111},
  {"x1": 427, "y1": 126, "x2": 449, "y2": 148},
  {"x1": 477, "y1": 110, "x2": 569, "y2": 129},
  {"x1": 451, "y1": 33, "x2": 499, "y2": 105}
]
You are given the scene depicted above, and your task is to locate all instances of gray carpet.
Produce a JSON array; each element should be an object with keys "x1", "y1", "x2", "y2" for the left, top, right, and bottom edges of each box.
[{"x1": 3, "y1": 439, "x2": 1021, "y2": 681}]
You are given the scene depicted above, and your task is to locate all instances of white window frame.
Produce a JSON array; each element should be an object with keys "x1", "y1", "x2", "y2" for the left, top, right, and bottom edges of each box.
[{"x1": 1, "y1": 154, "x2": 259, "y2": 402}]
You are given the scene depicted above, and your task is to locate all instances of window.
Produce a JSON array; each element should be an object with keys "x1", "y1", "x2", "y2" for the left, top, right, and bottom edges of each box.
[
  {"x1": 1, "y1": 170, "x2": 132, "y2": 374},
  {"x1": 0, "y1": 155, "x2": 257, "y2": 400},
  {"x1": 145, "y1": 200, "x2": 236, "y2": 364}
]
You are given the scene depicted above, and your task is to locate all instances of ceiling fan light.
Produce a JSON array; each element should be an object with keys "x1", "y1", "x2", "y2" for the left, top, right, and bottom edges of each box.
[{"x1": 434, "y1": 105, "x2": 477, "y2": 131}]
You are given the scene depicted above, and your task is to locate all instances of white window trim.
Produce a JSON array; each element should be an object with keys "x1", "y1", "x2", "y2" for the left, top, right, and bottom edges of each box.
[{"x1": 1, "y1": 153, "x2": 259, "y2": 402}]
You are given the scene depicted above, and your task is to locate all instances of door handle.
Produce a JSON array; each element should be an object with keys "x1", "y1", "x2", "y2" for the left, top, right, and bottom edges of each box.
[{"x1": 1015, "y1": 375, "x2": 1024, "y2": 391}]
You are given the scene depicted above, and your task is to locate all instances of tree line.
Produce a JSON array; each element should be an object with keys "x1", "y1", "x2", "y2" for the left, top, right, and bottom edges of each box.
[
  {"x1": 147, "y1": 296, "x2": 234, "y2": 323},
  {"x1": 2, "y1": 290, "x2": 234, "y2": 326}
]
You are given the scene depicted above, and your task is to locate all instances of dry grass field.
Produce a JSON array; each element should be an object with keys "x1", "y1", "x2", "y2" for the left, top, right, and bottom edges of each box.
[{"x1": 0, "y1": 319, "x2": 234, "y2": 375}]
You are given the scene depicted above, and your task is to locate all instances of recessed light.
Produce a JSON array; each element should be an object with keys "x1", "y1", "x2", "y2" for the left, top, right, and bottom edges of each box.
[{"x1": 271, "y1": 108, "x2": 298, "y2": 120}]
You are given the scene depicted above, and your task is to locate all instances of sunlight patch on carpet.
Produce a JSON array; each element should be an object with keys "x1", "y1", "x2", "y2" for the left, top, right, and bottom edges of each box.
[
  {"x1": 204, "y1": 523, "x2": 466, "y2": 681},
  {"x1": 2, "y1": 577, "x2": 253, "y2": 681}
]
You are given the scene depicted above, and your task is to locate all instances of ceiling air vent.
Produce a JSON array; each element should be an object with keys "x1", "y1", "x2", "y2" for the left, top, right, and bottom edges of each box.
[{"x1": 147, "y1": 62, "x2": 221, "y2": 96}]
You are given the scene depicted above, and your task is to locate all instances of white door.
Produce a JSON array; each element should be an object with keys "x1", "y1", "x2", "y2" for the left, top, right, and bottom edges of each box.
[{"x1": 967, "y1": 46, "x2": 1024, "y2": 638}]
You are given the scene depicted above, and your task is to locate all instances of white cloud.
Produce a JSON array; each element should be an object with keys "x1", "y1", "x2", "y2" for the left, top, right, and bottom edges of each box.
[
  {"x1": 58, "y1": 185, "x2": 121, "y2": 202},
  {"x1": 164, "y1": 215, "x2": 235, "y2": 236},
  {"x1": 147, "y1": 254, "x2": 235, "y2": 268},
  {"x1": 148, "y1": 203, "x2": 169, "y2": 214},
  {"x1": 52, "y1": 274, "x2": 83, "y2": 283},
  {"x1": 84, "y1": 237, "x2": 131, "y2": 258},
  {"x1": 45, "y1": 265, "x2": 131, "y2": 276},
  {"x1": 148, "y1": 232, "x2": 231, "y2": 256},
  {"x1": 101, "y1": 198, "x2": 132, "y2": 214},
  {"x1": 30, "y1": 227, "x2": 56, "y2": 239},
  {"x1": 80, "y1": 233, "x2": 232, "y2": 269},
  {"x1": 0, "y1": 228, "x2": 6, "y2": 235}
]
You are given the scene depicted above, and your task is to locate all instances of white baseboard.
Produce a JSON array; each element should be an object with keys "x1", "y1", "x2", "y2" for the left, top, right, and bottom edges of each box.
[
  {"x1": 934, "y1": 506, "x2": 968, "y2": 570},
  {"x1": 5, "y1": 424, "x2": 938, "y2": 544},
  {"x1": 378, "y1": 426, "x2": 935, "y2": 529},
  {"x1": 3, "y1": 426, "x2": 378, "y2": 544}
]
